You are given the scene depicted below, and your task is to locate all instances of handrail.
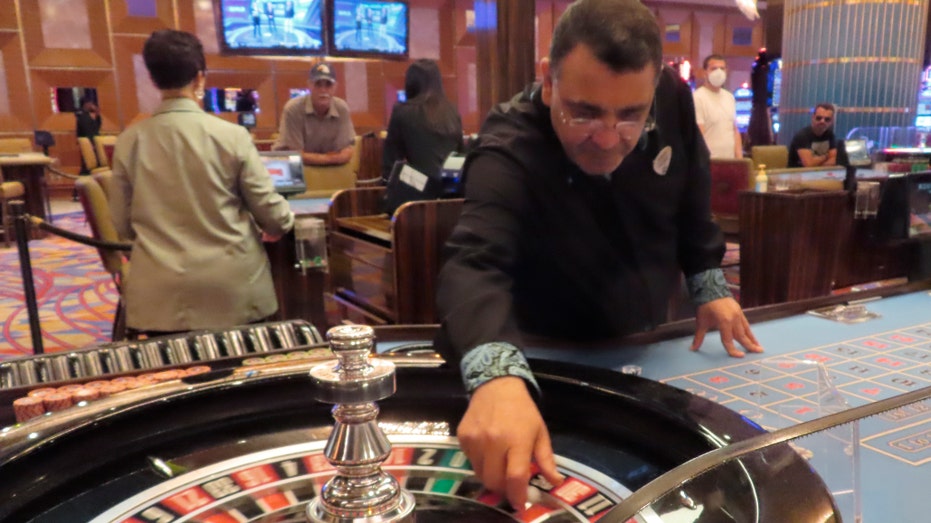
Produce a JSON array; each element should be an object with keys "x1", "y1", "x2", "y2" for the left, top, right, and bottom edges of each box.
[
  {"x1": 45, "y1": 164, "x2": 79, "y2": 180},
  {"x1": 28, "y1": 215, "x2": 131, "y2": 251}
]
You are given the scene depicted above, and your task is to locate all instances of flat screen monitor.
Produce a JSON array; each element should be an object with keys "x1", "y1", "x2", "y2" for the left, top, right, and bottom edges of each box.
[
  {"x1": 214, "y1": 0, "x2": 325, "y2": 56},
  {"x1": 259, "y1": 151, "x2": 306, "y2": 196},
  {"x1": 876, "y1": 171, "x2": 931, "y2": 240},
  {"x1": 238, "y1": 112, "x2": 257, "y2": 128},
  {"x1": 440, "y1": 152, "x2": 466, "y2": 197},
  {"x1": 908, "y1": 172, "x2": 931, "y2": 238},
  {"x1": 843, "y1": 139, "x2": 871, "y2": 166},
  {"x1": 329, "y1": 0, "x2": 408, "y2": 59}
]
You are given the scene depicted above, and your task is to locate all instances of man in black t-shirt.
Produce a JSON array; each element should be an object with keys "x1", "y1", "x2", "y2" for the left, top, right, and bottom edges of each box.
[{"x1": 788, "y1": 102, "x2": 837, "y2": 167}]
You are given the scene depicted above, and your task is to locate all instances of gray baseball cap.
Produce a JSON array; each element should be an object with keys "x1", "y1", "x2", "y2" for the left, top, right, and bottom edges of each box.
[{"x1": 310, "y1": 62, "x2": 336, "y2": 83}]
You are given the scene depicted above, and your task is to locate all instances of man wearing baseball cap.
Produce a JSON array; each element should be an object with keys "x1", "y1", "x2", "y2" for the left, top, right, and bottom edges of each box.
[{"x1": 274, "y1": 62, "x2": 356, "y2": 166}]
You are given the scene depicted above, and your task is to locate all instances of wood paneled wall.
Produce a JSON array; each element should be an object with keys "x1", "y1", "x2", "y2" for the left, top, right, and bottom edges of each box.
[
  {"x1": 0, "y1": 0, "x2": 764, "y2": 176},
  {"x1": 0, "y1": 0, "x2": 476, "y2": 176}
]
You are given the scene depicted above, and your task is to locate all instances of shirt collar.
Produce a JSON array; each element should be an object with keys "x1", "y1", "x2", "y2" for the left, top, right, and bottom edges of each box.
[
  {"x1": 153, "y1": 97, "x2": 204, "y2": 115},
  {"x1": 304, "y1": 95, "x2": 339, "y2": 119}
]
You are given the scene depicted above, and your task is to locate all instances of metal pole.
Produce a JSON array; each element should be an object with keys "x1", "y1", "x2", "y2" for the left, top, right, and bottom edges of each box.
[{"x1": 12, "y1": 200, "x2": 43, "y2": 355}]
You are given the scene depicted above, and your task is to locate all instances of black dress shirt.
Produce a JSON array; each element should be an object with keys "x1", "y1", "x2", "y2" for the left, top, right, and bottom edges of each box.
[{"x1": 434, "y1": 66, "x2": 725, "y2": 364}]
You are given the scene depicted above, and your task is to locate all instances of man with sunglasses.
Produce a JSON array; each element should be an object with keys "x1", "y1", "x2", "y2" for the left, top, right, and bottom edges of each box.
[
  {"x1": 434, "y1": 0, "x2": 762, "y2": 511},
  {"x1": 788, "y1": 102, "x2": 837, "y2": 167}
]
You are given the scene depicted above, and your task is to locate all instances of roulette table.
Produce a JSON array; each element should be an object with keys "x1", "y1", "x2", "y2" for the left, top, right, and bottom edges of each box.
[
  {"x1": 525, "y1": 286, "x2": 931, "y2": 523},
  {"x1": 0, "y1": 346, "x2": 837, "y2": 522}
]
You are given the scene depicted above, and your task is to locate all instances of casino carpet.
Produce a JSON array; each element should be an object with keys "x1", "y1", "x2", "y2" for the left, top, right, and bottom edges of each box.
[{"x1": 0, "y1": 212, "x2": 117, "y2": 360}]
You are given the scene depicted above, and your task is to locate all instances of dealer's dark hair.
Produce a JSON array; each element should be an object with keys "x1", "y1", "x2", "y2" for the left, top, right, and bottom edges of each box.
[
  {"x1": 143, "y1": 29, "x2": 206, "y2": 90},
  {"x1": 703, "y1": 53, "x2": 726, "y2": 70},
  {"x1": 549, "y1": 0, "x2": 662, "y2": 78},
  {"x1": 403, "y1": 59, "x2": 461, "y2": 136}
]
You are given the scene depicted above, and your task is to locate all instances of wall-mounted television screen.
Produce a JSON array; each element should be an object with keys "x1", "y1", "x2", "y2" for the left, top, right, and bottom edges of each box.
[
  {"x1": 329, "y1": 0, "x2": 408, "y2": 58},
  {"x1": 215, "y1": 0, "x2": 326, "y2": 56},
  {"x1": 203, "y1": 87, "x2": 259, "y2": 113}
]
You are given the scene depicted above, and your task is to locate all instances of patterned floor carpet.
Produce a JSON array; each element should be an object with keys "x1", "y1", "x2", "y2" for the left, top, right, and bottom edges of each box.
[{"x1": 0, "y1": 212, "x2": 117, "y2": 360}]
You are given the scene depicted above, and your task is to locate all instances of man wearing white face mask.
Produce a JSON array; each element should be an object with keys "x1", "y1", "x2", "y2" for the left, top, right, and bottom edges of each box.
[{"x1": 693, "y1": 54, "x2": 742, "y2": 159}]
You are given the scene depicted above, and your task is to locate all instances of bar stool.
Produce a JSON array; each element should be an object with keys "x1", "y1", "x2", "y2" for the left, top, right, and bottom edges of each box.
[{"x1": 0, "y1": 177, "x2": 25, "y2": 248}]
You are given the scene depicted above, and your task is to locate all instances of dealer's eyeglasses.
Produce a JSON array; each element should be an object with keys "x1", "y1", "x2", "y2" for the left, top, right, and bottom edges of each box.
[
  {"x1": 556, "y1": 108, "x2": 656, "y2": 140},
  {"x1": 814, "y1": 115, "x2": 833, "y2": 123}
]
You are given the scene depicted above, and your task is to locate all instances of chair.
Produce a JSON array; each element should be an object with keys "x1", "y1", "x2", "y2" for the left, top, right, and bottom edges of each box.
[
  {"x1": 709, "y1": 158, "x2": 754, "y2": 235},
  {"x1": 75, "y1": 172, "x2": 131, "y2": 340},
  {"x1": 93, "y1": 135, "x2": 118, "y2": 168},
  {"x1": 297, "y1": 136, "x2": 363, "y2": 198},
  {"x1": 356, "y1": 132, "x2": 385, "y2": 187},
  {"x1": 77, "y1": 136, "x2": 108, "y2": 174},
  {"x1": 750, "y1": 145, "x2": 789, "y2": 170},
  {"x1": 92, "y1": 168, "x2": 115, "y2": 197},
  {"x1": 0, "y1": 175, "x2": 25, "y2": 248}
]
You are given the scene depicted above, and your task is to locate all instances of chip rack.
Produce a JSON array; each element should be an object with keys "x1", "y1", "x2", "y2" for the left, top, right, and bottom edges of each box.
[{"x1": 0, "y1": 320, "x2": 324, "y2": 391}]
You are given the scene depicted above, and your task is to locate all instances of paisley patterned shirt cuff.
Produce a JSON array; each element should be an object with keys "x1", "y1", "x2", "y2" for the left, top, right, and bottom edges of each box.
[
  {"x1": 686, "y1": 268, "x2": 732, "y2": 305},
  {"x1": 461, "y1": 342, "x2": 540, "y2": 394}
]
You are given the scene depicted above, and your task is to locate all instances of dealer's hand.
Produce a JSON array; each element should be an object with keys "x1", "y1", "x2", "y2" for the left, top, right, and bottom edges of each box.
[
  {"x1": 457, "y1": 376, "x2": 565, "y2": 511},
  {"x1": 691, "y1": 297, "x2": 764, "y2": 357}
]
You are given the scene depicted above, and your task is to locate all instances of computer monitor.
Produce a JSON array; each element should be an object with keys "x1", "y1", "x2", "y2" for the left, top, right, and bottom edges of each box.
[
  {"x1": 908, "y1": 172, "x2": 931, "y2": 238},
  {"x1": 440, "y1": 152, "x2": 466, "y2": 197},
  {"x1": 875, "y1": 170, "x2": 931, "y2": 240},
  {"x1": 238, "y1": 112, "x2": 257, "y2": 129},
  {"x1": 843, "y1": 139, "x2": 871, "y2": 167},
  {"x1": 258, "y1": 151, "x2": 306, "y2": 196}
]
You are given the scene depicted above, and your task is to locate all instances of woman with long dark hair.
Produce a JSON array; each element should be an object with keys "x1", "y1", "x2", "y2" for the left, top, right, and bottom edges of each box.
[{"x1": 381, "y1": 59, "x2": 463, "y2": 181}]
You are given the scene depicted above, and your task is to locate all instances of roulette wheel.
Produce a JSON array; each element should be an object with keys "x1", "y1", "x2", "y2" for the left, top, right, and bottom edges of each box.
[{"x1": 0, "y1": 328, "x2": 838, "y2": 523}]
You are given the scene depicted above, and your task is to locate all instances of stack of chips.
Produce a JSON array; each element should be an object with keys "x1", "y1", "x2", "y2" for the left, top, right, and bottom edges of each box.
[
  {"x1": 241, "y1": 349, "x2": 334, "y2": 366},
  {"x1": 12, "y1": 396, "x2": 45, "y2": 423},
  {"x1": 9, "y1": 364, "x2": 213, "y2": 424}
]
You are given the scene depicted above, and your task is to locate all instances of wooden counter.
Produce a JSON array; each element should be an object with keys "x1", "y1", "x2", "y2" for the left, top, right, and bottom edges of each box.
[
  {"x1": 1, "y1": 153, "x2": 54, "y2": 240},
  {"x1": 738, "y1": 188, "x2": 907, "y2": 307},
  {"x1": 326, "y1": 187, "x2": 463, "y2": 325}
]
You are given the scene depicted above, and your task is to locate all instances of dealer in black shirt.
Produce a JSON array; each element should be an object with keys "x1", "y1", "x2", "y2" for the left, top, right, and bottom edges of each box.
[{"x1": 434, "y1": 0, "x2": 763, "y2": 511}]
